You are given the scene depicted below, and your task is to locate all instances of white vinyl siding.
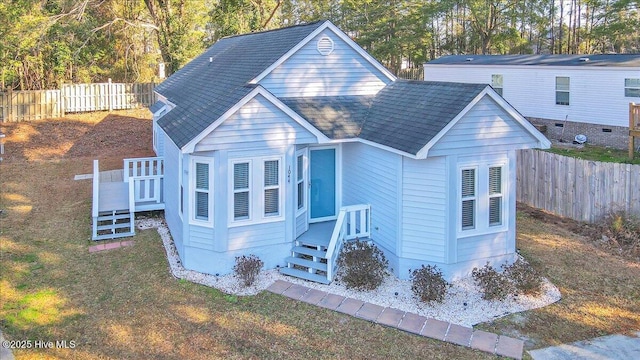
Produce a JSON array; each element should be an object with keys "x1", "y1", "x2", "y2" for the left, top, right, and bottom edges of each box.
[
  {"x1": 259, "y1": 31, "x2": 391, "y2": 97},
  {"x1": 401, "y1": 156, "x2": 447, "y2": 262},
  {"x1": 625, "y1": 78, "x2": 640, "y2": 97},
  {"x1": 194, "y1": 95, "x2": 317, "y2": 151},
  {"x1": 429, "y1": 96, "x2": 542, "y2": 156},
  {"x1": 555, "y1": 76, "x2": 570, "y2": 105},
  {"x1": 190, "y1": 156, "x2": 214, "y2": 227},
  {"x1": 424, "y1": 64, "x2": 637, "y2": 128},
  {"x1": 342, "y1": 142, "x2": 399, "y2": 254},
  {"x1": 491, "y1": 74, "x2": 503, "y2": 96}
]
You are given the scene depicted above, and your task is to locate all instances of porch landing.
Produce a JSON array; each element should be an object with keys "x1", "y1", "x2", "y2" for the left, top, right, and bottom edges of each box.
[{"x1": 296, "y1": 221, "x2": 336, "y2": 246}]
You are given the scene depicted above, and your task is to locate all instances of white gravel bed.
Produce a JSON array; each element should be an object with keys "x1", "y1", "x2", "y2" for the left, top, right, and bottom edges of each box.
[{"x1": 137, "y1": 218, "x2": 561, "y2": 327}]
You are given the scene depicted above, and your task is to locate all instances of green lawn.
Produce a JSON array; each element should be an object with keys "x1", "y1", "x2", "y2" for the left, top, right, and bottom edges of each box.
[{"x1": 546, "y1": 144, "x2": 640, "y2": 165}]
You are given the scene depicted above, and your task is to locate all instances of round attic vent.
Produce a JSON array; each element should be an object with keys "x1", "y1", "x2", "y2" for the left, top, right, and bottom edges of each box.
[{"x1": 317, "y1": 36, "x2": 334, "y2": 56}]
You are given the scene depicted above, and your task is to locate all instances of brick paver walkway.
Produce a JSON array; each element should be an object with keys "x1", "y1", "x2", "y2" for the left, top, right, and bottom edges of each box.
[
  {"x1": 267, "y1": 280, "x2": 523, "y2": 359},
  {"x1": 88, "y1": 240, "x2": 134, "y2": 253}
]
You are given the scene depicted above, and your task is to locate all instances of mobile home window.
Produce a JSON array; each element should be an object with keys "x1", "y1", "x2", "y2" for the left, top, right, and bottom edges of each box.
[
  {"x1": 555, "y1": 77, "x2": 570, "y2": 105},
  {"x1": 491, "y1": 74, "x2": 503, "y2": 96},
  {"x1": 625, "y1": 78, "x2": 640, "y2": 97}
]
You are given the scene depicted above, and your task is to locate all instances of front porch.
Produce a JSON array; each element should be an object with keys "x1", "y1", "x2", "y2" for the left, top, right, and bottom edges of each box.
[
  {"x1": 91, "y1": 157, "x2": 165, "y2": 240},
  {"x1": 281, "y1": 204, "x2": 371, "y2": 284}
]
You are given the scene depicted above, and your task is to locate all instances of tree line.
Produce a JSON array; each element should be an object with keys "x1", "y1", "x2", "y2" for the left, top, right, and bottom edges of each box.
[{"x1": 1, "y1": 0, "x2": 638, "y2": 90}]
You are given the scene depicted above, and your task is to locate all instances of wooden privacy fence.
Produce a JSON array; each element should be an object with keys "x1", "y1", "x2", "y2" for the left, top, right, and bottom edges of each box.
[
  {"x1": 517, "y1": 149, "x2": 640, "y2": 223},
  {"x1": 0, "y1": 81, "x2": 156, "y2": 122}
]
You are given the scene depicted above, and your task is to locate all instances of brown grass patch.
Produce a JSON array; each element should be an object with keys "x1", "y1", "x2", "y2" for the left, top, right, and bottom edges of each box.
[
  {"x1": 0, "y1": 113, "x2": 493, "y2": 359},
  {"x1": 477, "y1": 205, "x2": 640, "y2": 352}
]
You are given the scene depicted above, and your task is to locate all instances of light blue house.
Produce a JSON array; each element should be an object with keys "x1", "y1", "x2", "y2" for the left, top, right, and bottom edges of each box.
[{"x1": 136, "y1": 20, "x2": 551, "y2": 283}]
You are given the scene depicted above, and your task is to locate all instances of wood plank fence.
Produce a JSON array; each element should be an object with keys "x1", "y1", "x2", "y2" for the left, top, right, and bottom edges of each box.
[
  {"x1": 0, "y1": 81, "x2": 156, "y2": 122},
  {"x1": 517, "y1": 149, "x2": 640, "y2": 223}
]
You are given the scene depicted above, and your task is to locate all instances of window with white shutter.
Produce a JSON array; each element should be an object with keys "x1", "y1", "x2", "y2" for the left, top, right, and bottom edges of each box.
[
  {"x1": 459, "y1": 160, "x2": 508, "y2": 235},
  {"x1": 233, "y1": 161, "x2": 250, "y2": 221},
  {"x1": 190, "y1": 156, "x2": 213, "y2": 226},
  {"x1": 461, "y1": 168, "x2": 476, "y2": 230}
]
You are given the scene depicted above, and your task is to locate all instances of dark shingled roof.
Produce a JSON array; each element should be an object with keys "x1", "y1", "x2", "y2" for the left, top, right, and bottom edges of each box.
[
  {"x1": 149, "y1": 101, "x2": 165, "y2": 114},
  {"x1": 359, "y1": 80, "x2": 487, "y2": 155},
  {"x1": 155, "y1": 21, "x2": 326, "y2": 148},
  {"x1": 281, "y1": 96, "x2": 374, "y2": 139},
  {"x1": 426, "y1": 54, "x2": 640, "y2": 67}
]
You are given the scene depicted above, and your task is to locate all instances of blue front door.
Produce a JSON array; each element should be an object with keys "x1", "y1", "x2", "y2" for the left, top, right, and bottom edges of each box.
[{"x1": 309, "y1": 148, "x2": 336, "y2": 221}]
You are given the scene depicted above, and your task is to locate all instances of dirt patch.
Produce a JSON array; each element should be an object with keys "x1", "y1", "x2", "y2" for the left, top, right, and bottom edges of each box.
[{"x1": 0, "y1": 108, "x2": 154, "y2": 163}]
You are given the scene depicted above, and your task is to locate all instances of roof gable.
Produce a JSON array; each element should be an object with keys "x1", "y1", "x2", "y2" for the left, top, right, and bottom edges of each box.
[
  {"x1": 155, "y1": 21, "x2": 326, "y2": 149},
  {"x1": 359, "y1": 81, "x2": 488, "y2": 155},
  {"x1": 251, "y1": 21, "x2": 395, "y2": 85}
]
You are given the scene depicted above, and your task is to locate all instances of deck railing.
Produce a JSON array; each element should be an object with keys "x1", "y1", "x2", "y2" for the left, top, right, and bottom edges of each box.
[
  {"x1": 91, "y1": 159, "x2": 100, "y2": 234},
  {"x1": 123, "y1": 157, "x2": 164, "y2": 182},
  {"x1": 326, "y1": 204, "x2": 371, "y2": 281}
]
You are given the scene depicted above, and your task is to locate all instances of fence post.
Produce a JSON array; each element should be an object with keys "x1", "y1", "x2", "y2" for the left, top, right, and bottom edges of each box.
[
  {"x1": 108, "y1": 78, "x2": 113, "y2": 112},
  {"x1": 7, "y1": 88, "x2": 12, "y2": 122}
]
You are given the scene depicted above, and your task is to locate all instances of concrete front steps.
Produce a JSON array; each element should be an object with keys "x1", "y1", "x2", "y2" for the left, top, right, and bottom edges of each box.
[{"x1": 267, "y1": 280, "x2": 524, "y2": 360}]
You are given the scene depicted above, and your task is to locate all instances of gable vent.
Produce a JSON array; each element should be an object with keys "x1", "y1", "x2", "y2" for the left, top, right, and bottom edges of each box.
[{"x1": 316, "y1": 36, "x2": 334, "y2": 56}]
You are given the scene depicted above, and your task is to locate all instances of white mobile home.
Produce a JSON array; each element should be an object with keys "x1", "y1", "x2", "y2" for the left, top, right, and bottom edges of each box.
[{"x1": 424, "y1": 55, "x2": 640, "y2": 149}]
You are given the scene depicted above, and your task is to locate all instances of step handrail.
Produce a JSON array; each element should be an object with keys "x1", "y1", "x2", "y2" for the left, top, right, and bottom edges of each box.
[{"x1": 326, "y1": 204, "x2": 371, "y2": 281}]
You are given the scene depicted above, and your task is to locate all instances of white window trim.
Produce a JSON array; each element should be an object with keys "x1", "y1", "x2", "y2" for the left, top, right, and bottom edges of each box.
[
  {"x1": 228, "y1": 156, "x2": 285, "y2": 227},
  {"x1": 230, "y1": 159, "x2": 253, "y2": 224},
  {"x1": 178, "y1": 155, "x2": 183, "y2": 221},
  {"x1": 457, "y1": 160, "x2": 508, "y2": 238},
  {"x1": 491, "y1": 74, "x2": 503, "y2": 96},
  {"x1": 555, "y1": 76, "x2": 570, "y2": 106},
  {"x1": 625, "y1": 78, "x2": 640, "y2": 98},
  {"x1": 189, "y1": 156, "x2": 214, "y2": 227},
  {"x1": 295, "y1": 149, "x2": 308, "y2": 216}
]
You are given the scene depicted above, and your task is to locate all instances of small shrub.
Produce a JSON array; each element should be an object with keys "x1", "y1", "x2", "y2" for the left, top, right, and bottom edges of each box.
[
  {"x1": 337, "y1": 239, "x2": 388, "y2": 291},
  {"x1": 502, "y1": 258, "x2": 544, "y2": 296},
  {"x1": 471, "y1": 262, "x2": 514, "y2": 301},
  {"x1": 233, "y1": 254, "x2": 264, "y2": 287},
  {"x1": 410, "y1": 265, "x2": 448, "y2": 303}
]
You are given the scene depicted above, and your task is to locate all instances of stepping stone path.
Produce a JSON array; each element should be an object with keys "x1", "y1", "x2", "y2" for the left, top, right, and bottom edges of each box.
[
  {"x1": 267, "y1": 280, "x2": 524, "y2": 359},
  {"x1": 88, "y1": 240, "x2": 134, "y2": 253}
]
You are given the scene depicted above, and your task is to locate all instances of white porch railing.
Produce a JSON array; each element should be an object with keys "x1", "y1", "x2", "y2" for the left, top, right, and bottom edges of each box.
[
  {"x1": 326, "y1": 204, "x2": 371, "y2": 282},
  {"x1": 91, "y1": 159, "x2": 100, "y2": 235},
  {"x1": 124, "y1": 157, "x2": 163, "y2": 182},
  {"x1": 124, "y1": 157, "x2": 164, "y2": 210}
]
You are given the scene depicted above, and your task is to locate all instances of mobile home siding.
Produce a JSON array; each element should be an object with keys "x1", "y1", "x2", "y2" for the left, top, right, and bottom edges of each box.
[
  {"x1": 424, "y1": 65, "x2": 638, "y2": 128},
  {"x1": 194, "y1": 95, "x2": 318, "y2": 151},
  {"x1": 162, "y1": 131, "x2": 184, "y2": 255},
  {"x1": 259, "y1": 31, "x2": 391, "y2": 97},
  {"x1": 342, "y1": 142, "x2": 400, "y2": 254},
  {"x1": 429, "y1": 96, "x2": 541, "y2": 156},
  {"x1": 401, "y1": 156, "x2": 447, "y2": 262}
]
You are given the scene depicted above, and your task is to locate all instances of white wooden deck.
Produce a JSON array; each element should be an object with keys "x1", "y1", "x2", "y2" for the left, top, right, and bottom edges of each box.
[
  {"x1": 97, "y1": 169, "x2": 164, "y2": 213},
  {"x1": 296, "y1": 221, "x2": 336, "y2": 246}
]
